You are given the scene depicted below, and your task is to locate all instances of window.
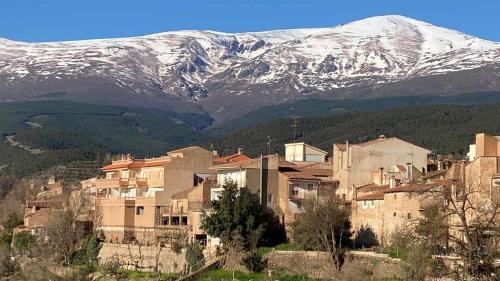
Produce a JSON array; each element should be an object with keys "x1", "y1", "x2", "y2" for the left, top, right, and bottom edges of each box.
[
  {"x1": 136, "y1": 206, "x2": 144, "y2": 215},
  {"x1": 369, "y1": 200, "x2": 375, "y2": 208},
  {"x1": 307, "y1": 183, "x2": 314, "y2": 190},
  {"x1": 393, "y1": 212, "x2": 397, "y2": 217},
  {"x1": 268, "y1": 193, "x2": 273, "y2": 203},
  {"x1": 407, "y1": 213, "x2": 412, "y2": 219},
  {"x1": 362, "y1": 201, "x2": 368, "y2": 209},
  {"x1": 394, "y1": 194, "x2": 397, "y2": 199}
]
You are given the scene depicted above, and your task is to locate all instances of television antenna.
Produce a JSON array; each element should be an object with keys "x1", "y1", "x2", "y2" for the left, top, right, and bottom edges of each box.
[{"x1": 266, "y1": 136, "x2": 277, "y2": 155}]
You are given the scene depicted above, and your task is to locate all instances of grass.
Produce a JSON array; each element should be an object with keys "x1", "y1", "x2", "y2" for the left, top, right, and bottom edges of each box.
[
  {"x1": 199, "y1": 269, "x2": 266, "y2": 281},
  {"x1": 386, "y1": 247, "x2": 409, "y2": 261},
  {"x1": 274, "y1": 243, "x2": 301, "y2": 251},
  {"x1": 256, "y1": 243, "x2": 301, "y2": 257},
  {"x1": 198, "y1": 269, "x2": 320, "y2": 281},
  {"x1": 114, "y1": 269, "x2": 178, "y2": 281}
]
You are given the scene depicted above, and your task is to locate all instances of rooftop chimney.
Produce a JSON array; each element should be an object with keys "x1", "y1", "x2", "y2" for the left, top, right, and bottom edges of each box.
[
  {"x1": 406, "y1": 163, "x2": 413, "y2": 182},
  {"x1": 237, "y1": 148, "x2": 243, "y2": 155},
  {"x1": 213, "y1": 150, "x2": 218, "y2": 157},
  {"x1": 389, "y1": 176, "x2": 396, "y2": 189},
  {"x1": 345, "y1": 141, "x2": 350, "y2": 168},
  {"x1": 379, "y1": 167, "x2": 384, "y2": 185}
]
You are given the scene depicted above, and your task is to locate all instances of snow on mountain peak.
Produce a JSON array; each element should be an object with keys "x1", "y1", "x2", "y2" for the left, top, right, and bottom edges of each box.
[{"x1": 0, "y1": 16, "x2": 499, "y2": 106}]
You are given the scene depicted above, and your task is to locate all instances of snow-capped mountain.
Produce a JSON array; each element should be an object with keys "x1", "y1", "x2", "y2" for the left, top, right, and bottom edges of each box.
[{"x1": 1, "y1": 15, "x2": 499, "y2": 121}]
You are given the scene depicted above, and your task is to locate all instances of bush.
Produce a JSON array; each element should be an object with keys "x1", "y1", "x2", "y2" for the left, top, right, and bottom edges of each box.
[
  {"x1": 71, "y1": 235, "x2": 101, "y2": 266},
  {"x1": 12, "y1": 232, "x2": 37, "y2": 255},
  {"x1": 186, "y1": 242, "x2": 205, "y2": 272},
  {"x1": 171, "y1": 238, "x2": 184, "y2": 254},
  {"x1": 241, "y1": 251, "x2": 267, "y2": 273}
]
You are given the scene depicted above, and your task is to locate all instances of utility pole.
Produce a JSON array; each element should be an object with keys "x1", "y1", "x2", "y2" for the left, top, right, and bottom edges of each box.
[{"x1": 266, "y1": 136, "x2": 277, "y2": 155}]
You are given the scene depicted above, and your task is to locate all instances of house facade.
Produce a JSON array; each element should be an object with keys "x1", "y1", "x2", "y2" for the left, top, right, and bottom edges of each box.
[
  {"x1": 85, "y1": 146, "x2": 214, "y2": 243},
  {"x1": 332, "y1": 135, "x2": 431, "y2": 201}
]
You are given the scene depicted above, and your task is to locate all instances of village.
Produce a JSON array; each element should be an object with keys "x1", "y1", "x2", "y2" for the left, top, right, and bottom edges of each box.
[{"x1": 4, "y1": 132, "x2": 497, "y2": 280}]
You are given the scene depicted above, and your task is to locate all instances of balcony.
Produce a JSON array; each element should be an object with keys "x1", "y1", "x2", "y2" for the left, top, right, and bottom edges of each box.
[
  {"x1": 188, "y1": 200, "x2": 212, "y2": 211},
  {"x1": 94, "y1": 177, "x2": 148, "y2": 189},
  {"x1": 289, "y1": 192, "x2": 317, "y2": 202}
]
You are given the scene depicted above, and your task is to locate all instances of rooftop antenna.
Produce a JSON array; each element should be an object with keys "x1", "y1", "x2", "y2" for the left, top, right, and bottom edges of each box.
[
  {"x1": 266, "y1": 136, "x2": 277, "y2": 155},
  {"x1": 290, "y1": 108, "x2": 300, "y2": 143}
]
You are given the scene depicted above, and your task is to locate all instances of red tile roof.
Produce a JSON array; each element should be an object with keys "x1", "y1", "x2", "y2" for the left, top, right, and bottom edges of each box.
[
  {"x1": 171, "y1": 188, "x2": 192, "y2": 199},
  {"x1": 101, "y1": 162, "x2": 132, "y2": 171},
  {"x1": 384, "y1": 183, "x2": 437, "y2": 194},
  {"x1": 355, "y1": 192, "x2": 385, "y2": 201},
  {"x1": 128, "y1": 160, "x2": 169, "y2": 168},
  {"x1": 214, "y1": 153, "x2": 251, "y2": 164},
  {"x1": 357, "y1": 184, "x2": 390, "y2": 193},
  {"x1": 280, "y1": 171, "x2": 320, "y2": 181}
]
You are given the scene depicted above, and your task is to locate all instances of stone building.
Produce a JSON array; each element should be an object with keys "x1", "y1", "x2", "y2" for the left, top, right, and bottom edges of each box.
[{"x1": 332, "y1": 135, "x2": 431, "y2": 201}]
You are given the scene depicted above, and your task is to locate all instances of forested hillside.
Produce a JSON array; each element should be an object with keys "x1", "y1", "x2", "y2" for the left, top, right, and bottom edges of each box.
[
  {"x1": 2, "y1": 99, "x2": 500, "y2": 187},
  {"x1": 0, "y1": 101, "x2": 211, "y2": 179},
  {"x1": 208, "y1": 91, "x2": 500, "y2": 135},
  {"x1": 211, "y1": 103, "x2": 500, "y2": 157}
]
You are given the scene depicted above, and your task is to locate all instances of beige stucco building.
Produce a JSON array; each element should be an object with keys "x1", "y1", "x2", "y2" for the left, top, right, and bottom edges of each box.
[
  {"x1": 85, "y1": 146, "x2": 214, "y2": 243},
  {"x1": 210, "y1": 144, "x2": 336, "y2": 235},
  {"x1": 333, "y1": 135, "x2": 431, "y2": 201}
]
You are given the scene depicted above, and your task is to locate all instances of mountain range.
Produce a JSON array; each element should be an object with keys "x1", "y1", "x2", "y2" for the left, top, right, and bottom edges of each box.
[{"x1": 1, "y1": 15, "x2": 499, "y2": 124}]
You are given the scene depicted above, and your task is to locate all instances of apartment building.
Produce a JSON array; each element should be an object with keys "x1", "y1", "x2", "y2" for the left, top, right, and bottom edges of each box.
[
  {"x1": 210, "y1": 144, "x2": 336, "y2": 232},
  {"x1": 86, "y1": 146, "x2": 214, "y2": 243},
  {"x1": 333, "y1": 135, "x2": 431, "y2": 201}
]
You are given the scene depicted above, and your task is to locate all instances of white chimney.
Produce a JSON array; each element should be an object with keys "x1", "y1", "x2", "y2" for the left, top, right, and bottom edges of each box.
[
  {"x1": 389, "y1": 176, "x2": 396, "y2": 189},
  {"x1": 237, "y1": 148, "x2": 243, "y2": 155},
  {"x1": 379, "y1": 167, "x2": 384, "y2": 185},
  {"x1": 406, "y1": 163, "x2": 413, "y2": 181},
  {"x1": 345, "y1": 141, "x2": 350, "y2": 168}
]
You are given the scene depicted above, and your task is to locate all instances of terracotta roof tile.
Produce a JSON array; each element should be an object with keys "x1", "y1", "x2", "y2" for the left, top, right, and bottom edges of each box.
[
  {"x1": 171, "y1": 188, "x2": 192, "y2": 199},
  {"x1": 384, "y1": 183, "x2": 437, "y2": 194},
  {"x1": 281, "y1": 170, "x2": 320, "y2": 181},
  {"x1": 214, "y1": 154, "x2": 251, "y2": 164},
  {"x1": 355, "y1": 192, "x2": 385, "y2": 201},
  {"x1": 357, "y1": 184, "x2": 390, "y2": 193}
]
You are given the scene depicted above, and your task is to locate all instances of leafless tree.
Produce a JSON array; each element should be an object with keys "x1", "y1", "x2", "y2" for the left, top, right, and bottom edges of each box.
[
  {"x1": 46, "y1": 191, "x2": 90, "y2": 264},
  {"x1": 292, "y1": 195, "x2": 352, "y2": 271},
  {"x1": 421, "y1": 169, "x2": 500, "y2": 280}
]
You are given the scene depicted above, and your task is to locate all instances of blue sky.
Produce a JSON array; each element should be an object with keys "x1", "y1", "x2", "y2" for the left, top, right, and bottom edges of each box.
[{"x1": 1, "y1": 0, "x2": 499, "y2": 42}]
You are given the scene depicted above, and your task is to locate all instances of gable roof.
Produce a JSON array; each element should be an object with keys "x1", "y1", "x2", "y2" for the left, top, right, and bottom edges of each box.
[
  {"x1": 280, "y1": 170, "x2": 320, "y2": 181},
  {"x1": 335, "y1": 137, "x2": 431, "y2": 154},
  {"x1": 214, "y1": 153, "x2": 251, "y2": 164}
]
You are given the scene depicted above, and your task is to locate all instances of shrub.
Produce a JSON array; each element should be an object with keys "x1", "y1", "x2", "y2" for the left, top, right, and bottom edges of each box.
[
  {"x1": 71, "y1": 235, "x2": 101, "y2": 266},
  {"x1": 186, "y1": 242, "x2": 205, "y2": 272},
  {"x1": 171, "y1": 238, "x2": 184, "y2": 254},
  {"x1": 12, "y1": 231, "x2": 37, "y2": 255},
  {"x1": 241, "y1": 251, "x2": 267, "y2": 272}
]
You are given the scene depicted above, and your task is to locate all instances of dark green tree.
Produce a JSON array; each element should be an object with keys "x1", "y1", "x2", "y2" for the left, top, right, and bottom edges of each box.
[{"x1": 201, "y1": 180, "x2": 274, "y2": 251}]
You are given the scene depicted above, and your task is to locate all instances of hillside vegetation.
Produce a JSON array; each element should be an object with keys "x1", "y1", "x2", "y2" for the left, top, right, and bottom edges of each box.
[
  {"x1": 0, "y1": 101, "x2": 210, "y2": 179},
  {"x1": 211, "y1": 103, "x2": 500, "y2": 157},
  {"x1": 2, "y1": 98, "x2": 500, "y2": 185},
  {"x1": 208, "y1": 91, "x2": 500, "y2": 135}
]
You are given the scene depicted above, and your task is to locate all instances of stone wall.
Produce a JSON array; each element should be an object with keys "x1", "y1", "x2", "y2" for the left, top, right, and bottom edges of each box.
[
  {"x1": 264, "y1": 250, "x2": 404, "y2": 280},
  {"x1": 98, "y1": 242, "x2": 187, "y2": 273}
]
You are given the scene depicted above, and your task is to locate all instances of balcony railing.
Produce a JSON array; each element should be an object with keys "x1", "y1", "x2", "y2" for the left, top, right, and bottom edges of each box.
[
  {"x1": 160, "y1": 206, "x2": 185, "y2": 215},
  {"x1": 94, "y1": 177, "x2": 148, "y2": 189},
  {"x1": 188, "y1": 200, "x2": 212, "y2": 210},
  {"x1": 289, "y1": 193, "x2": 317, "y2": 201}
]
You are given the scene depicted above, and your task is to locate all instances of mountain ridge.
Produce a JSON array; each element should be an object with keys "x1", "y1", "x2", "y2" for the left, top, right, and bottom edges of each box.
[{"x1": 1, "y1": 15, "x2": 499, "y2": 122}]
